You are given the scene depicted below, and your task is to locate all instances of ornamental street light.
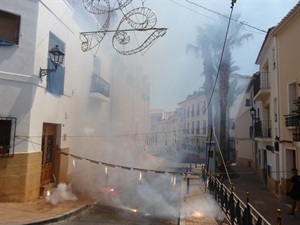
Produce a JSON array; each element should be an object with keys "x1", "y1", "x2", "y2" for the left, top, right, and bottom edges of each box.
[{"x1": 39, "y1": 45, "x2": 65, "y2": 79}]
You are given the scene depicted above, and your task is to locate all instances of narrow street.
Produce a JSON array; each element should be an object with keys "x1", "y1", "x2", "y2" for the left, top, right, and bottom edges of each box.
[
  {"x1": 54, "y1": 158, "x2": 189, "y2": 225},
  {"x1": 56, "y1": 204, "x2": 180, "y2": 225}
]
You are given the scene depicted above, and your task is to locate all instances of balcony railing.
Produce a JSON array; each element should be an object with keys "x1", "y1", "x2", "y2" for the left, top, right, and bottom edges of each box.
[
  {"x1": 90, "y1": 74, "x2": 110, "y2": 98},
  {"x1": 293, "y1": 133, "x2": 300, "y2": 142},
  {"x1": 285, "y1": 115, "x2": 300, "y2": 127},
  {"x1": 253, "y1": 72, "x2": 270, "y2": 100},
  {"x1": 249, "y1": 126, "x2": 254, "y2": 138},
  {"x1": 251, "y1": 120, "x2": 272, "y2": 138}
]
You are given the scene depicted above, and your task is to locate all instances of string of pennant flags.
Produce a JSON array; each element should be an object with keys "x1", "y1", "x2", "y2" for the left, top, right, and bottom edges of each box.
[{"x1": 61, "y1": 151, "x2": 185, "y2": 176}]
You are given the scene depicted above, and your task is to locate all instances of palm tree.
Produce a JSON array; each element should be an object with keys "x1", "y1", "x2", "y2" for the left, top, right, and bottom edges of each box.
[
  {"x1": 187, "y1": 14, "x2": 252, "y2": 161},
  {"x1": 186, "y1": 24, "x2": 216, "y2": 129}
]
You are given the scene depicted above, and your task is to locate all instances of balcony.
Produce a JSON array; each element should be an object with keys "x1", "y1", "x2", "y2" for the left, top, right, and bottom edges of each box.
[
  {"x1": 253, "y1": 72, "x2": 270, "y2": 102},
  {"x1": 293, "y1": 133, "x2": 300, "y2": 142},
  {"x1": 285, "y1": 115, "x2": 300, "y2": 127},
  {"x1": 89, "y1": 74, "x2": 110, "y2": 102},
  {"x1": 285, "y1": 115, "x2": 300, "y2": 142},
  {"x1": 250, "y1": 120, "x2": 272, "y2": 138}
]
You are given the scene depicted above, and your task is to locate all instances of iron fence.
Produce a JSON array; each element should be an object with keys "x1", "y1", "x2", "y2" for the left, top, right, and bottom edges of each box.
[{"x1": 206, "y1": 174, "x2": 279, "y2": 225}]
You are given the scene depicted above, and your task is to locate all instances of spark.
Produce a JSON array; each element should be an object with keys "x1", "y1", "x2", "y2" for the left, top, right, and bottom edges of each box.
[{"x1": 192, "y1": 211, "x2": 203, "y2": 217}]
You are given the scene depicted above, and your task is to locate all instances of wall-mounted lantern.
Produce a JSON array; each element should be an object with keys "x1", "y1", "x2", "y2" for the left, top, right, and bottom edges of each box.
[
  {"x1": 250, "y1": 106, "x2": 256, "y2": 120},
  {"x1": 250, "y1": 106, "x2": 260, "y2": 138},
  {"x1": 39, "y1": 45, "x2": 65, "y2": 79}
]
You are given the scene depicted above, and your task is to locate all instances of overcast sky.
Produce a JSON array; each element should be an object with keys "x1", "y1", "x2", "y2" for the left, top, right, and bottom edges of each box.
[{"x1": 122, "y1": 0, "x2": 298, "y2": 111}]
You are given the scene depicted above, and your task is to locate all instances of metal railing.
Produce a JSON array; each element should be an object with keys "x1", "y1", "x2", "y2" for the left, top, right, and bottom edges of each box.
[
  {"x1": 285, "y1": 115, "x2": 300, "y2": 127},
  {"x1": 90, "y1": 74, "x2": 110, "y2": 98},
  {"x1": 293, "y1": 132, "x2": 300, "y2": 142},
  {"x1": 206, "y1": 173, "x2": 280, "y2": 225},
  {"x1": 252, "y1": 120, "x2": 272, "y2": 138},
  {"x1": 253, "y1": 72, "x2": 270, "y2": 97}
]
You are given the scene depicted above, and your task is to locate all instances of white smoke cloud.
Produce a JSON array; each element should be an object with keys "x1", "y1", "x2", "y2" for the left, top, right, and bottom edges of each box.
[{"x1": 46, "y1": 183, "x2": 78, "y2": 205}]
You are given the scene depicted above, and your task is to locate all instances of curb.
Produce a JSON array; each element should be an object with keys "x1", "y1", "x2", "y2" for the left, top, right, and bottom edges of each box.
[{"x1": 22, "y1": 204, "x2": 92, "y2": 225}]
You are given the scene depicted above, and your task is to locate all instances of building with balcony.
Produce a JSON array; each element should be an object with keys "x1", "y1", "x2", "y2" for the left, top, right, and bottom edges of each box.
[
  {"x1": 177, "y1": 90, "x2": 208, "y2": 159},
  {"x1": 251, "y1": 27, "x2": 280, "y2": 193},
  {"x1": 244, "y1": 2, "x2": 300, "y2": 196},
  {"x1": 0, "y1": 0, "x2": 150, "y2": 202},
  {"x1": 148, "y1": 109, "x2": 181, "y2": 158},
  {"x1": 270, "y1": 2, "x2": 300, "y2": 196}
]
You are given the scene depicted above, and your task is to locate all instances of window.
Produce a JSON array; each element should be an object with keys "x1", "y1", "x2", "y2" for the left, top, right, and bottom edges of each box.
[
  {"x1": 187, "y1": 106, "x2": 190, "y2": 118},
  {"x1": 191, "y1": 105, "x2": 194, "y2": 117},
  {"x1": 245, "y1": 98, "x2": 250, "y2": 107},
  {"x1": 196, "y1": 102, "x2": 200, "y2": 116},
  {"x1": 288, "y1": 82, "x2": 297, "y2": 114},
  {"x1": 0, "y1": 10, "x2": 20, "y2": 45},
  {"x1": 0, "y1": 117, "x2": 16, "y2": 156},
  {"x1": 203, "y1": 101, "x2": 206, "y2": 114},
  {"x1": 196, "y1": 121, "x2": 200, "y2": 134},
  {"x1": 202, "y1": 120, "x2": 207, "y2": 135},
  {"x1": 191, "y1": 122, "x2": 194, "y2": 134}
]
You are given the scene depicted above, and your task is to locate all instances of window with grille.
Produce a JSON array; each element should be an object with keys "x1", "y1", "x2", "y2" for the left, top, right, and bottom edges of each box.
[
  {"x1": 0, "y1": 117, "x2": 16, "y2": 156},
  {"x1": 0, "y1": 10, "x2": 20, "y2": 46}
]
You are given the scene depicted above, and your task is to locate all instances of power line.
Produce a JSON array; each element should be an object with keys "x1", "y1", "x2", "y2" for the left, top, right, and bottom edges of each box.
[{"x1": 184, "y1": 0, "x2": 267, "y2": 33}]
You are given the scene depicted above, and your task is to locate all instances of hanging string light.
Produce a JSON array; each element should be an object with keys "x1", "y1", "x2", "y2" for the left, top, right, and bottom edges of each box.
[{"x1": 61, "y1": 152, "x2": 184, "y2": 177}]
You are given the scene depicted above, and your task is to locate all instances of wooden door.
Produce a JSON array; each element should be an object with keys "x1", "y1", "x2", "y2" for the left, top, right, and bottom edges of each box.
[{"x1": 41, "y1": 123, "x2": 57, "y2": 186}]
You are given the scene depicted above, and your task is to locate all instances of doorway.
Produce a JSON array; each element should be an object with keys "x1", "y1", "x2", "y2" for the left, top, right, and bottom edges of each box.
[
  {"x1": 40, "y1": 123, "x2": 57, "y2": 187},
  {"x1": 286, "y1": 149, "x2": 296, "y2": 176},
  {"x1": 263, "y1": 149, "x2": 267, "y2": 184}
]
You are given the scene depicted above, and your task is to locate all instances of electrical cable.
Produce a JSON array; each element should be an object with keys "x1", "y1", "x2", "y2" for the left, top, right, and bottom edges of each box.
[
  {"x1": 184, "y1": 0, "x2": 267, "y2": 33},
  {"x1": 213, "y1": 126, "x2": 232, "y2": 184}
]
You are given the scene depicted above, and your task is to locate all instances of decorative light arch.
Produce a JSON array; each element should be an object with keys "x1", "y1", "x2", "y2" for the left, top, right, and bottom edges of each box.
[{"x1": 80, "y1": 0, "x2": 167, "y2": 55}]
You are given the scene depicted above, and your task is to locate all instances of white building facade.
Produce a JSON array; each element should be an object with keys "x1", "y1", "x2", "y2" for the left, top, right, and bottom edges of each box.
[
  {"x1": 0, "y1": 0, "x2": 150, "y2": 202},
  {"x1": 243, "y1": 2, "x2": 300, "y2": 195}
]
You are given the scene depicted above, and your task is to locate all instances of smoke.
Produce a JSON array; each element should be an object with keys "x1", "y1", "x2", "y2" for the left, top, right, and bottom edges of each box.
[
  {"x1": 46, "y1": 183, "x2": 78, "y2": 205},
  {"x1": 183, "y1": 191, "x2": 225, "y2": 220},
  {"x1": 65, "y1": 113, "x2": 222, "y2": 220}
]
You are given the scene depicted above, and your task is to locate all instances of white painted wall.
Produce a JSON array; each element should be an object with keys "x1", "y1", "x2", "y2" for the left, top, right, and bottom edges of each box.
[
  {"x1": 0, "y1": 0, "x2": 147, "y2": 160},
  {"x1": 235, "y1": 109, "x2": 253, "y2": 162}
]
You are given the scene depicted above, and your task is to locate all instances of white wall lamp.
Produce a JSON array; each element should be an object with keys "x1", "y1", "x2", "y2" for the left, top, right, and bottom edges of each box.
[{"x1": 39, "y1": 45, "x2": 65, "y2": 79}]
